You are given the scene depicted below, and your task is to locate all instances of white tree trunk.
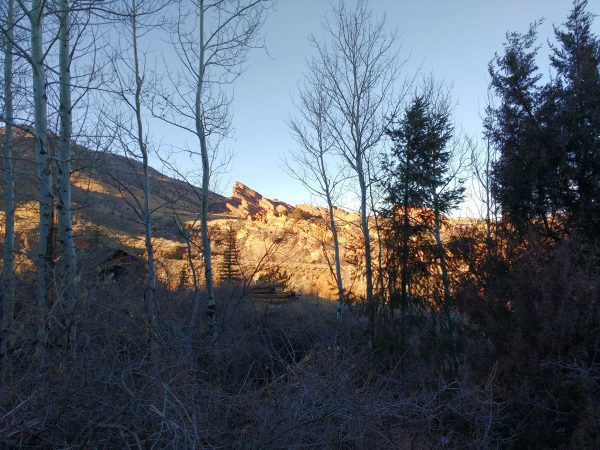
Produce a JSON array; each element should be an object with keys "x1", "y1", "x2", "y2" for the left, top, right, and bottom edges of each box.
[
  {"x1": 356, "y1": 154, "x2": 374, "y2": 341},
  {"x1": 288, "y1": 83, "x2": 345, "y2": 320},
  {"x1": 31, "y1": 0, "x2": 52, "y2": 349},
  {"x1": 368, "y1": 167, "x2": 385, "y2": 301},
  {"x1": 130, "y1": 1, "x2": 158, "y2": 335},
  {"x1": 196, "y1": 0, "x2": 217, "y2": 342},
  {"x1": 326, "y1": 199, "x2": 345, "y2": 321},
  {"x1": 182, "y1": 225, "x2": 201, "y2": 334},
  {"x1": 2, "y1": 0, "x2": 15, "y2": 370},
  {"x1": 200, "y1": 144, "x2": 216, "y2": 341},
  {"x1": 318, "y1": 153, "x2": 345, "y2": 320},
  {"x1": 57, "y1": 0, "x2": 78, "y2": 346}
]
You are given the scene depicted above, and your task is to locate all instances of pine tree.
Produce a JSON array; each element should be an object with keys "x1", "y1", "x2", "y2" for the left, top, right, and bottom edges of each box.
[
  {"x1": 383, "y1": 89, "x2": 465, "y2": 325},
  {"x1": 383, "y1": 96, "x2": 432, "y2": 315},
  {"x1": 486, "y1": 24, "x2": 551, "y2": 235},
  {"x1": 549, "y1": 0, "x2": 600, "y2": 238},
  {"x1": 487, "y1": 1, "x2": 600, "y2": 242},
  {"x1": 217, "y1": 226, "x2": 242, "y2": 285}
]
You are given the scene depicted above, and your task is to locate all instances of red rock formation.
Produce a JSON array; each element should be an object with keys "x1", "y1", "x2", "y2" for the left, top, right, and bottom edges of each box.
[{"x1": 225, "y1": 181, "x2": 295, "y2": 219}]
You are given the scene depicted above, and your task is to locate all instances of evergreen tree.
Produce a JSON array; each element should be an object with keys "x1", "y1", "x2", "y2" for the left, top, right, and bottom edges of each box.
[
  {"x1": 486, "y1": 24, "x2": 552, "y2": 235},
  {"x1": 383, "y1": 89, "x2": 465, "y2": 321},
  {"x1": 549, "y1": 0, "x2": 600, "y2": 238},
  {"x1": 486, "y1": 0, "x2": 600, "y2": 241},
  {"x1": 217, "y1": 226, "x2": 242, "y2": 285},
  {"x1": 383, "y1": 96, "x2": 432, "y2": 314}
]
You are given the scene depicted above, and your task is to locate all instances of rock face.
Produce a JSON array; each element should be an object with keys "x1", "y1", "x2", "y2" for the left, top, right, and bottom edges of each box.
[
  {"x1": 224, "y1": 182, "x2": 359, "y2": 223},
  {"x1": 195, "y1": 182, "x2": 366, "y2": 299},
  {"x1": 225, "y1": 182, "x2": 295, "y2": 219},
  {"x1": 0, "y1": 130, "x2": 472, "y2": 301}
]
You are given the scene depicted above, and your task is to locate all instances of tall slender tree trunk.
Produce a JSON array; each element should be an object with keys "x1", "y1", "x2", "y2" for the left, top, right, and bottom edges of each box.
[
  {"x1": 356, "y1": 155, "x2": 374, "y2": 345},
  {"x1": 57, "y1": 0, "x2": 78, "y2": 348},
  {"x1": 400, "y1": 201, "x2": 410, "y2": 337},
  {"x1": 326, "y1": 195, "x2": 344, "y2": 321},
  {"x1": 367, "y1": 171, "x2": 385, "y2": 302},
  {"x1": 433, "y1": 204, "x2": 457, "y2": 369},
  {"x1": 130, "y1": 2, "x2": 158, "y2": 340},
  {"x1": 315, "y1": 147, "x2": 345, "y2": 321},
  {"x1": 433, "y1": 206, "x2": 452, "y2": 324},
  {"x1": 182, "y1": 226, "x2": 201, "y2": 334},
  {"x1": 199, "y1": 129, "x2": 216, "y2": 342},
  {"x1": 31, "y1": 0, "x2": 52, "y2": 351},
  {"x1": 196, "y1": 0, "x2": 217, "y2": 342},
  {"x1": 2, "y1": 0, "x2": 15, "y2": 374},
  {"x1": 434, "y1": 211, "x2": 450, "y2": 301}
]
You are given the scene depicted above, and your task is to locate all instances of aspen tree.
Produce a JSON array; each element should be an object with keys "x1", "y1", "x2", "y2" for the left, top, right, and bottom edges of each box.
[
  {"x1": 1, "y1": 0, "x2": 15, "y2": 370},
  {"x1": 158, "y1": 0, "x2": 272, "y2": 341},
  {"x1": 288, "y1": 76, "x2": 347, "y2": 320}
]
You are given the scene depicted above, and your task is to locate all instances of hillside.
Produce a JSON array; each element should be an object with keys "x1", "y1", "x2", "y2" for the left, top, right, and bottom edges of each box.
[
  {"x1": 0, "y1": 132, "x2": 474, "y2": 299},
  {"x1": 0, "y1": 130, "x2": 225, "y2": 236},
  {"x1": 0, "y1": 133, "x2": 363, "y2": 296}
]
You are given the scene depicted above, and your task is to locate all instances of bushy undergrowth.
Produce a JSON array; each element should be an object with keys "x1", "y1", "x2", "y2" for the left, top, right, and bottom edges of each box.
[
  {"x1": 2, "y1": 237, "x2": 599, "y2": 448},
  {"x1": 458, "y1": 238, "x2": 600, "y2": 449},
  {"x1": 1, "y1": 275, "x2": 506, "y2": 448}
]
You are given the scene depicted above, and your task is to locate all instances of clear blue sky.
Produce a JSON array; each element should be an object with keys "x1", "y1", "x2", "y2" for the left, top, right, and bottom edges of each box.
[{"x1": 153, "y1": 0, "x2": 599, "y2": 209}]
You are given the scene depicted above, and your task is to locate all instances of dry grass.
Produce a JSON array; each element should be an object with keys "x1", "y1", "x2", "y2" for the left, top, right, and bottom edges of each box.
[{"x1": 0, "y1": 267, "x2": 509, "y2": 449}]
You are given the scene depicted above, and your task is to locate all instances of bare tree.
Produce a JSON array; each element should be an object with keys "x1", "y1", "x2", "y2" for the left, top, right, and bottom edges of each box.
[
  {"x1": 1, "y1": 0, "x2": 81, "y2": 355},
  {"x1": 123, "y1": 0, "x2": 162, "y2": 334},
  {"x1": 133, "y1": 1, "x2": 159, "y2": 326},
  {"x1": 1, "y1": 0, "x2": 16, "y2": 373},
  {"x1": 54, "y1": 0, "x2": 79, "y2": 349},
  {"x1": 20, "y1": 0, "x2": 54, "y2": 351},
  {"x1": 98, "y1": 0, "x2": 173, "y2": 343},
  {"x1": 287, "y1": 75, "x2": 347, "y2": 320},
  {"x1": 432, "y1": 140, "x2": 468, "y2": 310},
  {"x1": 311, "y1": 0, "x2": 405, "y2": 342},
  {"x1": 157, "y1": 0, "x2": 272, "y2": 342},
  {"x1": 475, "y1": 92, "x2": 500, "y2": 251}
]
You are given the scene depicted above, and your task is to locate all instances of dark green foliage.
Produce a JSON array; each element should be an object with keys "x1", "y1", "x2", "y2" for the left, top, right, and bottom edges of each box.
[
  {"x1": 487, "y1": 0, "x2": 600, "y2": 241},
  {"x1": 217, "y1": 225, "x2": 243, "y2": 285},
  {"x1": 458, "y1": 237, "x2": 600, "y2": 448},
  {"x1": 383, "y1": 95, "x2": 431, "y2": 312},
  {"x1": 548, "y1": 0, "x2": 600, "y2": 237},
  {"x1": 486, "y1": 24, "x2": 550, "y2": 233},
  {"x1": 178, "y1": 263, "x2": 190, "y2": 289},
  {"x1": 385, "y1": 94, "x2": 462, "y2": 214},
  {"x1": 256, "y1": 266, "x2": 292, "y2": 290},
  {"x1": 382, "y1": 91, "x2": 464, "y2": 312}
]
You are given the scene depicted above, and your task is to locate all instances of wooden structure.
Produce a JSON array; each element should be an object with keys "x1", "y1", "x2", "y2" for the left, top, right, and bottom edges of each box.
[
  {"x1": 98, "y1": 248, "x2": 145, "y2": 280},
  {"x1": 249, "y1": 282, "x2": 299, "y2": 303}
]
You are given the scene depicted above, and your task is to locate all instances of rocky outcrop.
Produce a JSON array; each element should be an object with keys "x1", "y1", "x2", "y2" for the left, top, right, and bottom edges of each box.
[
  {"x1": 191, "y1": 182, "x2": 367, "y2": 300},
  {"x1": 223, "y1": 182, "x2": 361, "y2": 224},
  {"x1": 225, "y1": 181, "x2": 295, "y2": 219}
]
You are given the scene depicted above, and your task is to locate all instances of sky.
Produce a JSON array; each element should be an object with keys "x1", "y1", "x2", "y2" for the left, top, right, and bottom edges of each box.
[{"x1": 150, "y1": 0, "x2": 600, "y2": 215}]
